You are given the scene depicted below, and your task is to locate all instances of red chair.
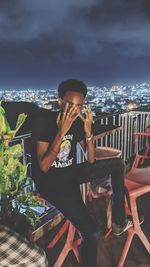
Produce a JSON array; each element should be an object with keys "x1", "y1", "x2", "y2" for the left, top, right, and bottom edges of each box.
[
  {"x1": 35, "y1": 194, "x2": 82, "y2": 267},
  {"x1": 98, "y1": 135, "x2": 150, "y2": 266},
  {"x1": 141, "y1": 125, "x2": 150, "y2": 165},
  {"x1": 48, "y1": 220, "x2": 82, "y2": 267},
  {"x1": 132, "y1": 131, "x2": 150, "y2": 169},
  {"x1": 103, "y1": 167, "x2": 150, "y2": 267},
  {"x1": 116, "y1": 168, "x2": 150, "y2": 267}
]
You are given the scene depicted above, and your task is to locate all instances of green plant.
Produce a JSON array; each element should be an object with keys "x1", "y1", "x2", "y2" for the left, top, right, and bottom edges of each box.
[{"x1": 0, "y1": 103, "x2": 45, "y2": 229}]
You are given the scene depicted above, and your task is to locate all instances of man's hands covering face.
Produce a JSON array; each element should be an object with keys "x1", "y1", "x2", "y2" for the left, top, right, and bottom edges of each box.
[{"x1": 57, "y1": 102, "x2": 80, "y2": 137}]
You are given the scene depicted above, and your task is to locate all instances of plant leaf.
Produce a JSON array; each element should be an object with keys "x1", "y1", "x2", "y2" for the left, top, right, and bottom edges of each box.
[
  {"x1": 14, "y1": 113, "x2": 27, "y2": 135},
  {"x1": 0, "y1": 106, "x2": 11, "y2": 134}
]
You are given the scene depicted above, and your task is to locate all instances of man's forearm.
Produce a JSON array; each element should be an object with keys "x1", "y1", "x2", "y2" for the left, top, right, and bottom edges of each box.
[
  {"x1": 50, "y1": 131, "x2": 64, "y2": 154},
  {"x1": 40, "y1": 131, "x2": 64, "y2": 172},
  {"x1": 86, "y1": 134, "x2": 95, "y2": 163}
]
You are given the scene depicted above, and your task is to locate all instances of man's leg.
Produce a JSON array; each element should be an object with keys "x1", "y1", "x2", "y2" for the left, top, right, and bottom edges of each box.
[
  {"x1": 44, "y1": 158, "x2": 126, "y2": 226},
  {"x1": 42, "y1": 186, "x2": 101, "y2": 267},
  {"x1": 74, "y1": 158, "x2": 126, "y2": 225}
]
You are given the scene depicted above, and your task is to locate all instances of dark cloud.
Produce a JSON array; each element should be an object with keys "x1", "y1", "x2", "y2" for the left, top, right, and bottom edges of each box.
[
  {"x1": 0, "y1": 0, "x2": 150, "y2": 88},
  {"x1": 0, "y1": 0, "x2": 98, "y2": 42}
]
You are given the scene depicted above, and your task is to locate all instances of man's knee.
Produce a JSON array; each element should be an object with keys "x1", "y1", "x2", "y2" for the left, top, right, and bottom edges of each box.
[{"x1": 112, "y1": 158, "x2": 126, "y2": 174}]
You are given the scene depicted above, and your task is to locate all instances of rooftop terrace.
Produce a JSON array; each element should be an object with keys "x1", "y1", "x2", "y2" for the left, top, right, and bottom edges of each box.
[{"x1": 1, "y1": 106, "x2": 150, "y2": 267}]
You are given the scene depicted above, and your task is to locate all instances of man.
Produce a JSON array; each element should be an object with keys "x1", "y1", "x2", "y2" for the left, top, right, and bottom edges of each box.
[
  {"x1": 31, "y1": 79, "x2": 132, "y2": 267},
  {"x1": 0, "y1": 224, "x2": 48, "y2": 267}
]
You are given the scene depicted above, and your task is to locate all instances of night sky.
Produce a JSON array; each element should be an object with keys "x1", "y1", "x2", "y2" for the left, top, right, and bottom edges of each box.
[{"x1": 0, "y1": 0, "x2": 150, "y2": 89}]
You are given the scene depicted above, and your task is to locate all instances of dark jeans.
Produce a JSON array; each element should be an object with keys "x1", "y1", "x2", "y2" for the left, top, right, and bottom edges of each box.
[{"x1": 37, "y1": 158, "x2": 126, "y2": 267}]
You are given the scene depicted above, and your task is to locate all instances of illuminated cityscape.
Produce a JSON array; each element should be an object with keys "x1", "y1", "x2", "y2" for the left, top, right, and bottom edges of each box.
[
  {"x1": 0, "y1": 82, "x2": 150, "y2": 116},
  {"x1": 1, "y1": 1, "x2": 150, "y2": 266}
]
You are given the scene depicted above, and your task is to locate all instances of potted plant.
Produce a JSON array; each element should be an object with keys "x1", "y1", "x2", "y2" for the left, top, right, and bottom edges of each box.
[{"x1": 0, "y1": 103, "x2": 45, "y2": 234}]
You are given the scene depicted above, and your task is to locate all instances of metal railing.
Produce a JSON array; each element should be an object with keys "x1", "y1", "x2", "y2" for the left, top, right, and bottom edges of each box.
[
  {"x1": 3, "y1": 110, "x2": 149, "y2": 165},
  {"x1": 3, "y1": 110, "x2": 150, "y2": 166},
  {"x1": 77, "y1": 110, "x2": 150, "y2": 162},
  {"x1": 0, "y1": 109, "x2": 150, "y2": 199}
]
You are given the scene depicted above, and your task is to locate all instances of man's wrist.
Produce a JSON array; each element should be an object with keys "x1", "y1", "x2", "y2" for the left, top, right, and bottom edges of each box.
[
  {"x1": 86, "y1": 133, "x2": 93, "y2": 142},
  {"x1": 57, "y1": 130, "x2": 64, "y2": 139},
  {"x1": 51, "y1": 148, "x2": 59, "y2": 154}
]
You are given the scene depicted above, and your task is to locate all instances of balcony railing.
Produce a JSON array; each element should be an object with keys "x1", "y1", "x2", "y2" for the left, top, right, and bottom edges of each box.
[
  {"x1": 1, "y1": 110, "x2": 149, "y2": 198},
  {"x1": 7, "y1": 110, "x2": 150, "y2": 167},
  {"x1": 92, "y1": 110, "x2": 150, "y2": 161}
]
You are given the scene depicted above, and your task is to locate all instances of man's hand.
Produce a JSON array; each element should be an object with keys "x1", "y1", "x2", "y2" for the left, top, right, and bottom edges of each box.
[
  {"x1": 57, "y1": 102, "x2": 80, "y2": 137},
  {"x1": 79, "y1": 105, "x2": 93, "y2": 137}
]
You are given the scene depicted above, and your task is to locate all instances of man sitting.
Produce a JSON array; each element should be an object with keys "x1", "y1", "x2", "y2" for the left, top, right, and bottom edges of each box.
[{"x1": 31, "y1": 79, "x2": 132, "y2": 267}]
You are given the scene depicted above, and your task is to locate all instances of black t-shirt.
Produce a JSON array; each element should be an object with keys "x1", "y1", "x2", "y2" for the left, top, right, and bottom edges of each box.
[{"x1": 31, "y1": 110, "x2": 85, "y2": 185}]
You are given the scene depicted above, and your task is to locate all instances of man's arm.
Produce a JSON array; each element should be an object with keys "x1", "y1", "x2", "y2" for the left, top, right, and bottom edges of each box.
[
  {"x1": 36, "y1": 131, "x2": 64, "y2": 173},
  {"x1": 79, "y1": 105, "x2": 95, "y2": 163}
]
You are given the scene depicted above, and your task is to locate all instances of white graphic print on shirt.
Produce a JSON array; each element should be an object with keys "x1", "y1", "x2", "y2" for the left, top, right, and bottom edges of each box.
[{"x1": 51, "y1": 134, "x2": 74, "y2": 168}]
